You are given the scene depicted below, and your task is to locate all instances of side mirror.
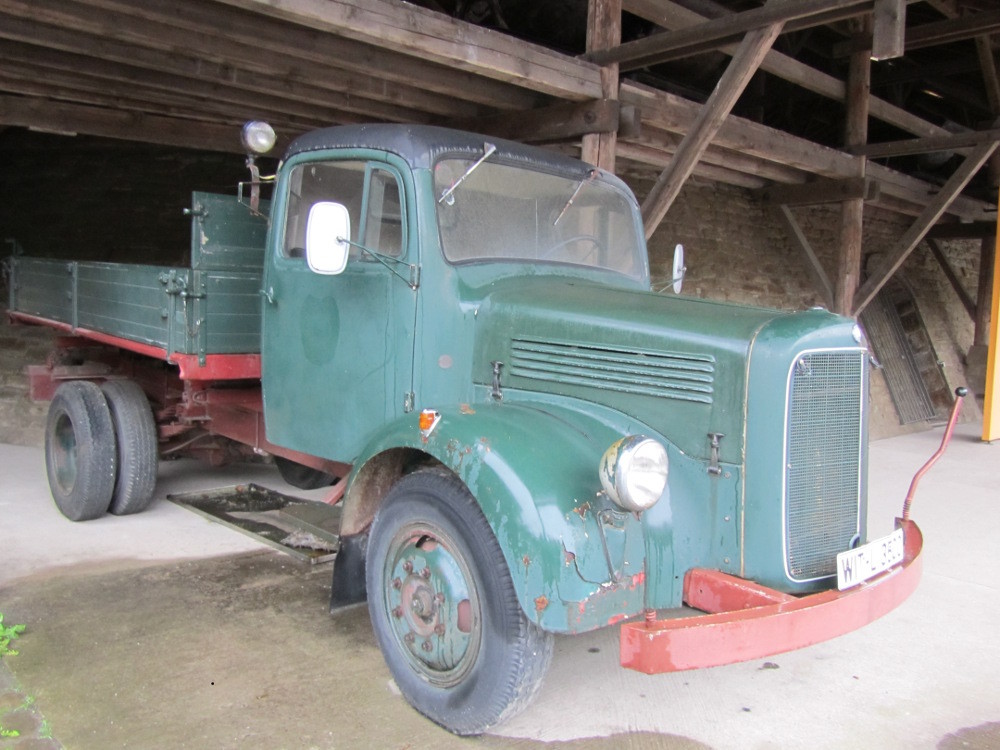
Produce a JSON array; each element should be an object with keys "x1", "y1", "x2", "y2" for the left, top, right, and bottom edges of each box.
[
  {"x1": 671, "y1": 243, "x2": 686, "y2": 294},
  {"x1": 305, "y1": 202, "x2": 351, "y2": 275}
]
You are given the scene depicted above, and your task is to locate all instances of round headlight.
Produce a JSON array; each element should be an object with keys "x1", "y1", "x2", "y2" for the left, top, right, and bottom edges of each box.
[
  {"x1": 241, "y1": 121, "x2": 277, "y2": 155},
  {"x1": 599, "y1": 436, "x2": 668, "y2": 513}
]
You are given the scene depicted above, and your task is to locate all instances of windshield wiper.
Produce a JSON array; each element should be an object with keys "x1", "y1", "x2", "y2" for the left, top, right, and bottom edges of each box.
[
  {"x1": 553, "y1": 169, "x2": 597, "y2": 226},
  {"x1": 438, "y1": 142, "x2": 497, "y2": 205}
]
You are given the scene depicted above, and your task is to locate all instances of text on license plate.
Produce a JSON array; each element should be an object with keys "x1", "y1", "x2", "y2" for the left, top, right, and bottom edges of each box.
[{"x1": 836, "y1": 527, "x2": 905, "y2": 590}]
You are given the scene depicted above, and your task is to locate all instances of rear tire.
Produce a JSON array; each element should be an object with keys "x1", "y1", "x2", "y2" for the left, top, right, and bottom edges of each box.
[
  {"x1": 101, "y1": 380, "x2": 158, "y2": 515},
  {"x1": 44, "y1": 381, "x2": 117, "y2": 521},
  {"x1": 366, "y1": 468, "x2": 553, "y2": 735}
]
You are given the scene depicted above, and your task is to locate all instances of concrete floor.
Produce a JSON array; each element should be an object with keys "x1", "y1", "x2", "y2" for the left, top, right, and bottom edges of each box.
[{"x1": 0, "y1": 425, "x2": 998, "y2": 750}]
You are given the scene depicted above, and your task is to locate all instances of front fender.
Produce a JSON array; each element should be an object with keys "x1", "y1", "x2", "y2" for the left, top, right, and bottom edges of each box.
[{"x1": 348, "y1": 398, "x2": 648, "y2": 633}]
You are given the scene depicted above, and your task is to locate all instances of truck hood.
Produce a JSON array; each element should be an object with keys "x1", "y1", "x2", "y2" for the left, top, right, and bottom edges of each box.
[{"x1": 472, "y1": 277, "x2": 791, "y2": 464}]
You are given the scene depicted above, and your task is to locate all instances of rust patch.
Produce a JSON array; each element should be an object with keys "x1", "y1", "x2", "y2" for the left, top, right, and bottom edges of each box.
[
  {"x1": 563, "y1": 550, "x2": 576, "y2": 566},
  {"x1": 628, "y1": 571, "x2": 646, "y2": 590},
  {"x1": 522, "y1": 554, "x2": 531, "y2": 569},
  {"x1": 459, "y1": 403, "x2": 475, "y2": 415},
  {"x1": 534, "y1": 595, "x2": 549, "y2": 612},
  {"x1": 608, "y1": 613, "x2": 628, "y2": 626},
  {"x1": 572, "y1": 501, "x2": 591, "y2": 520}
]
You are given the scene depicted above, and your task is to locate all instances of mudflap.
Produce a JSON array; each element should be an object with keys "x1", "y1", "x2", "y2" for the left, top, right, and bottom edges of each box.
[{"x1": 330, "y1": 532, "x2": 369, "y2": 611}]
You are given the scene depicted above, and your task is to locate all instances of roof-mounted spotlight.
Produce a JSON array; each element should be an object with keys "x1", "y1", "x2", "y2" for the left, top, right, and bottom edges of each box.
[{"x1": 241, "y1": 120, "x2": 277, "y2": 155}]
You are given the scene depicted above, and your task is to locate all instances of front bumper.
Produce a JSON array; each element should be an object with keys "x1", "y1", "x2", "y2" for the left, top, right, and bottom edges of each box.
[{"x1": 621, "y1": 518, "x2": 922, "y2": 673}]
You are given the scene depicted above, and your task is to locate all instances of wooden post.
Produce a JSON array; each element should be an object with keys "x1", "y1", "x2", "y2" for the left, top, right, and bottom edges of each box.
[
  {"x1": 983, "y1": 222, "x2": 1000, "y2": 442},
  {"x1": 581, "y1": 0, "x2": 622, "y2": 172},
  {"x1": 836, "y1": 17, "x2": 871, "y2": 317},
  {"x1": 976, "y1": 235, "x2": 996, "y2": 346}
]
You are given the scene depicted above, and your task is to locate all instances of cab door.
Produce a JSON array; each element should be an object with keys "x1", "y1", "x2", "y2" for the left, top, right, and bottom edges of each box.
[{"x1": 261, "y1": 155, "x2": 416, "y2": 461}]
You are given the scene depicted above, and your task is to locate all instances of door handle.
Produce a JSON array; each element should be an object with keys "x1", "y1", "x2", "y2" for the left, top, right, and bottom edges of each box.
[{"x1": 260, "y1": 287, "x2": 275, "y2": 305}]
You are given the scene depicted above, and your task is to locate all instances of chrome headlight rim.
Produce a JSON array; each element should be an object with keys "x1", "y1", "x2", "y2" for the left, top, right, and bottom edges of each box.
[{"x1": 599, "y1": 435, "x2": 669, "y2": 513}]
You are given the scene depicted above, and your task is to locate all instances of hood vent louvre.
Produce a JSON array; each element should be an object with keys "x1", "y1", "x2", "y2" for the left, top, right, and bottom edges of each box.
[{"x1": 510, "y1": 338, "x2": 714, "y2": 404}]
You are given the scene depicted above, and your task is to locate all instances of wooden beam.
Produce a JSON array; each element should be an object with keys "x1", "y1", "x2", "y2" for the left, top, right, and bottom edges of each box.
[
  {"x1": 976, "y1": 36, "x2": 1000, "y2": 116},
  {"x1": 616, "y1": 142, "x2": 768, "y2": 188},
  {"x1": 0, "y1": 94, "x2": 272, "y2": 153},
  {"x1": 762, "y1": 177, "x2": 879, "y2": 205},
  {"x1": 871, "y1": 0, "x2": 905, "y2": 61},
  {"x1": 851, "y1": 128, "x2": 1000, "y2": 158},
  {"x1": 641, "y1": 17, "x2": 783, "y2": 238},
  {"x1": 624, "y1": 0, "x2": 952, "y2": 140},
  {"x1": 925, "y1": 238, "x2": 976, "y2": 318},
  {"x1": 0, "y1": 3, "x2": 482, "y2": 120},
  {"x1": 834, "y1": 9, "x2": 1000, "y2": 56},
  {"x1": 445, "y1": 99, "x2": 621, "y2": 144},
  {"x1": 212, "y1": 0, "x2": 603, "y2": 100},
  {"x1": 588, "y1": 0, "x2": 869, "y2": 70},
  {"x1": 581, "y1": 0, "x2": 622, "y2": 172},
  {"x1": 852, "y1": 140, "x2": 1000, "y2": 316},
  {"x1": 776, "y1": 205, "x2": 835, "y2": 309}
]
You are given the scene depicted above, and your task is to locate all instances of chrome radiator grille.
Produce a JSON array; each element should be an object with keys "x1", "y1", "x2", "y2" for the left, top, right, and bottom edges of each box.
[{"x1": 785, "y1": 350, "x2": 866, "y2": 581}]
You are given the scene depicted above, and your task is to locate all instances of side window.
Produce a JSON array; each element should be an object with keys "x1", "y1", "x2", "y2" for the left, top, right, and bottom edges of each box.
[
  {"x1": 282, "y1": 161, "x2": 366, "y2": 259},
  {"x1": 282, "y1": 160, "x2": 404, "y2": 261},
  {"x1": 364, "y1": 169, "x2": 404, "y2": 258}
]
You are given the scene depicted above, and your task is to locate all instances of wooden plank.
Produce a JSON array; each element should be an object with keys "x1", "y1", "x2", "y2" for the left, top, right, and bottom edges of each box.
[
  {"x1": 925, "y1": 239, "x2": 976, "y2": 318},
  {"x1": 871, "y1": 0, "x2": 905, "y2": 61},
  {"x1": 867, "y1": 162, "x2": 992, "y2": 221},
  {"x1": 623, "y1": 0, "x2": 951, "y2": 140},
  {"x1": 621, "y1": 82, "x2": 861, "y2": 180},
  {"x1": 446, "y1": 99, "x2": 620, "y2": 144},
  {"x1": 776, "y1": 205, "x2": 835, "y2": 308},
  {"x1": 616, "y1": 142, "x2": 767, "y2": 188},
  {"x1": 0, "y1": 17, "x2": 445, "y2": 125},
  {"x1": 640, "y1": 18, "x2": 782, "y2": 238},
  {"x1": 851, "y1": 128, "x2": 1000, "y2": 158},
  {"x1": 0, "y1": 3, "x2": 483, "y2": 120},
  {"x1": 762, "y1": 177, "x2": 878, "y2": 205},
  {"x1": 852, "y1": 140, "x2": 1000, "y2": 316},
  {"x1": 212, "y1": 0, "x2": 604, "y2": 100},
  {"x1": 589, "y1": 0, "x2": 869, "y2": 69},
  {"x1": 0, "y1": 95, "x2": 261, "y2": 153},
  {"x1": 581, "y1": 0, "x2": 622, "y2": 172},
  {"x1": 976, "y1": 36, "x2": 1000, "y2": 115},
  {"x1": 834, "y1": 9, "x2": 1000, "y2": 56}
]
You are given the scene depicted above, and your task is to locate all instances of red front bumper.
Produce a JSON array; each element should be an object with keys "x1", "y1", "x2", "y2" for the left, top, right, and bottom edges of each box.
[{"x1": 620, "y1": 519, "x2": 923, "y2": 674}]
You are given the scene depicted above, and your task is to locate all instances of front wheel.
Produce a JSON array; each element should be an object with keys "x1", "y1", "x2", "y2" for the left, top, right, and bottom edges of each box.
[{"x1": 366, "y1": 469, "x2": 553, "y2": 735}]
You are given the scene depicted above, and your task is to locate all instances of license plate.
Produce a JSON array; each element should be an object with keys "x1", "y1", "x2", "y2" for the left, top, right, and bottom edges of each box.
[{"x1": 836, "y1": 528, "x2": 905, "y2": 590}]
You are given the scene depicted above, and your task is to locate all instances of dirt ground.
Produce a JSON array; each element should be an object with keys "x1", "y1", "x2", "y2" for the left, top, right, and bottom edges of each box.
[{"x1": 2, "y1": 425, "x2": 999, "y2": 749}]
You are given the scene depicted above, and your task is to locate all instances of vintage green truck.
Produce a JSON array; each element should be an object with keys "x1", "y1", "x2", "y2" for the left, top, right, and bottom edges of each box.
[{"x1": 6, "y1": 122, "x2": 939, "y2": 735}]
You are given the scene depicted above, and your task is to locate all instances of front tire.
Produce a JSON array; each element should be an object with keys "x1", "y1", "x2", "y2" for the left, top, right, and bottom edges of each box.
[
  {"x1": 44, "y1": 381, "x2": 117, "y2": 521},
  {"x1": 366, "y1": 469, "x2": 553, "y2": 735}
]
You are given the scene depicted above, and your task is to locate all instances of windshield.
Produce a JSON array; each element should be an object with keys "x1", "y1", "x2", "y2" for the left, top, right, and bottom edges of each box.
[{"x1": 433, "y1": 158, "x2": 646, "y2": 279}]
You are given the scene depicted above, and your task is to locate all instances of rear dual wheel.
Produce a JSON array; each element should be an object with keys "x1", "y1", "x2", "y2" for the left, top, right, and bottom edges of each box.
[
  {"x1": 44, "y1": 379, "x2": 158, "y2": 521},
  {"x1": 366, "y1": 469, "x2": 553, "y2": 735}
]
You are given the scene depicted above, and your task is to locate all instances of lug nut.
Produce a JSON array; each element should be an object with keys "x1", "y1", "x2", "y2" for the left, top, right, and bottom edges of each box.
[
  {"x1": 392, "y1": 606, "x2": 403, "y2": 619},
  {"x1": 392, "y1": 577, "x2": 402, "y2": 590},
  {"x1": 421, "y1": 640, "x2": 433, "y2": 652},
  {"x1": 402, "y1": 561, "x2": 413, "y2": 573},
  {"x1": 435, "y1": 592, "x2": 445, "y2": 603},
  {"x1": 434, "y1": 623, "x2": 446, "y2": 636},
  {"x1": 421, "y1": 567, "x2": 432, "y2": 579},
  {"x1": 404, "y1": 632, "x2": 415, "y2": 644}
]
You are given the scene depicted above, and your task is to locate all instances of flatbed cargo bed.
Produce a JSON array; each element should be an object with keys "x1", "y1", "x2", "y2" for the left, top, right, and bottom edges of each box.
[{"x1": 7, "y1": 193, "x2": 266, "y2": 380}]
